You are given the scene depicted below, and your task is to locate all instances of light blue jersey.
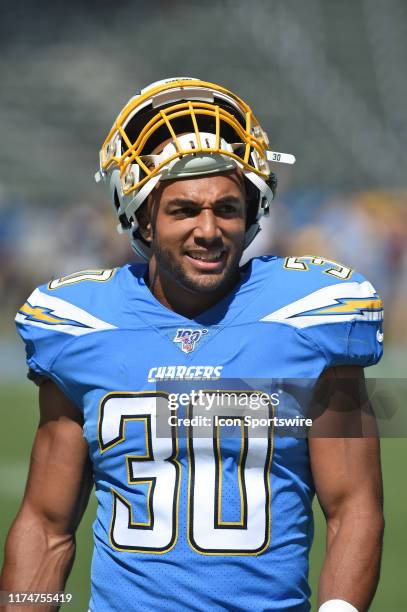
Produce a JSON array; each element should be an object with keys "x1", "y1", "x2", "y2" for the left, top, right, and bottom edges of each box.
[{"x1": 16, "y1": 256, "x2": 383, "y2": 612}]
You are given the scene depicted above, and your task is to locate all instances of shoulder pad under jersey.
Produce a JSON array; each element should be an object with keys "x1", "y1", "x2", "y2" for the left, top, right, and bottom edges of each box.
[
  {"x1": 15, "y1": 268, "x2": 119, "y2": 383},
  {"x1": 260, "y1": 256, "x2": 384, "y2": 368}
]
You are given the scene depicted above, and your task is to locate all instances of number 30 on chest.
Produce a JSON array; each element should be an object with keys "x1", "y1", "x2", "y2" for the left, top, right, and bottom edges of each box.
[{"x1": 98, "y1": 392, "x2": 273, "y2": 555}]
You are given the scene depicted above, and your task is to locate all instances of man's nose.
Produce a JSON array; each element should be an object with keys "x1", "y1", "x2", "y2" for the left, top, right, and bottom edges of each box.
[{"x1": 193, "y1": 209, "x2": 222, "y2": 243}]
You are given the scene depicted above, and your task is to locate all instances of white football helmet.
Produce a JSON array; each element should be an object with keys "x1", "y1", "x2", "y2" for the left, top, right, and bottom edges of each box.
[{"x1": 96, "y1": 77, "x2": 295, "y2": 259}]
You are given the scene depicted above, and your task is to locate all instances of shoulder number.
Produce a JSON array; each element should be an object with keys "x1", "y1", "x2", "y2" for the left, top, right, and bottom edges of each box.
[
  {"x1": 284, "y1": 256, "x2": 352, "y2": 280},
  {"x1": 48, "y1": 268, "x2": 116, "y2": 290}
]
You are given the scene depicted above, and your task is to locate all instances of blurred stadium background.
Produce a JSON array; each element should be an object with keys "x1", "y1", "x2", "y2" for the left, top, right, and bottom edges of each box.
[{"x1": 0, "y1": 0, "x2": 406, "y2": 609}]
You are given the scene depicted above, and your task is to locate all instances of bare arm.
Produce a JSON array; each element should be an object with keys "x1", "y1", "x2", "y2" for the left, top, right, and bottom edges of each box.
[
  {"x1": 0, "y1": 380, "x2": 93, "y2": 609},
  {"x1": 309, "y1": 366, "x2": 384, "y2": 611}
]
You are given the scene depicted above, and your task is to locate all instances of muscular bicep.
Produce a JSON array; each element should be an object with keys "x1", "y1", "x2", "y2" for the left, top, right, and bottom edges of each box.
[
  {"x1": 19, "y1": 380, "x2": 93, "y2": 535},
  {"x1": 309, "y1": 366, "x2": 383, "y2": 521}
]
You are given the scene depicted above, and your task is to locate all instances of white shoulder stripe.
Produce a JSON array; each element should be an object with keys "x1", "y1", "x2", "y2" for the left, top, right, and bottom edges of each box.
[
  {"x1": 260, "y1": 281, "x2": 383, "y2": 328},
  {"x1": 16, "y1": 288, "x2": 117, "y2": 336}
]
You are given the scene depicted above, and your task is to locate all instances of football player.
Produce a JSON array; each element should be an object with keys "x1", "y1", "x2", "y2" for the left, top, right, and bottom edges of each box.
[{"x1": 1, "y1": 79, "x2": 384, "y2": 611}]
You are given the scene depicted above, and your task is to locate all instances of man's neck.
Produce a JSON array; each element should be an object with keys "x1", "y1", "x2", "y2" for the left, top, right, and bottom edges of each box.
[{"x1": 146, "y1": 266, "x2": 240, "y2": 319}]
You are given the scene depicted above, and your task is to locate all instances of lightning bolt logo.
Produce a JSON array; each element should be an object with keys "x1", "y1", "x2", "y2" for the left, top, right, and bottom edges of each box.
[
  {"x1": 290, "y1": 296, "x2": 383, "y2": 318},
  {"x1": 19, "y1": 302, "x2": 90, "y2": 328}
]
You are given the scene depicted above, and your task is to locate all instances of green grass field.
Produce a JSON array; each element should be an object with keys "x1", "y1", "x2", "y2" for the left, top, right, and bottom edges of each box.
[{"x1": 1, "y1": 363, "x2": 406, "y2": 611}]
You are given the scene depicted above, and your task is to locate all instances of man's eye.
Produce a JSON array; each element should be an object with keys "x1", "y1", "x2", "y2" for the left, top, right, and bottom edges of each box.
[
  {"x1": 217, "y1": 204, "x2": 238, "y2": 215},
  {"x1": 172, "y1": 207, "x2": 198, "y2": 216}
]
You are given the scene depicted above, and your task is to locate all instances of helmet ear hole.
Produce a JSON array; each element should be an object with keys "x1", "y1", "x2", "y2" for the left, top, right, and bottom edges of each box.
[
  {"x1": 113, "y1": 188, "x2": 121, "y2": 211},
  {"x1": 113, "y1": 188, "x2": 132, "y2": 229}
]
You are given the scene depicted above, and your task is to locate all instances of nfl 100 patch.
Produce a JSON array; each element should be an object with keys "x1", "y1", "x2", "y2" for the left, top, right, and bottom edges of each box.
[{"x1": 173, "y1": 328, "x2": 208, "y2": 353}]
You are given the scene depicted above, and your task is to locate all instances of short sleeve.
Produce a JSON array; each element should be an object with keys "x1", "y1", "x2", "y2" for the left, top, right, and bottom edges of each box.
[
  {"x1": 296, "y1": 277, "x2": 383, "y2": 368},
  {"x1": 16, "y1": 287, "x2": 71, "y2": 383},
  {"x1": 15, "y1": 283, "x2": 116, "y2": 385}
]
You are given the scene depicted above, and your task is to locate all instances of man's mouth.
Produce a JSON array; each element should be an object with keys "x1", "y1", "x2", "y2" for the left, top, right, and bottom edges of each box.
[{"x1": 185, "y1": 249, "x2": 227, "y2": 271}]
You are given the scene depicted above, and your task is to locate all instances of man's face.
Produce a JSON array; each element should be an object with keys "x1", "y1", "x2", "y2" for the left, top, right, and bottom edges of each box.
[{"x1": 144, "y1": 171, "x2": 247, "y2": 295}]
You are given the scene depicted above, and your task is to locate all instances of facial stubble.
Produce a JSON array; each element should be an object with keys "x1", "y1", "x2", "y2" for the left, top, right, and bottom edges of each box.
[{"x1": 151, "y1": 238, "x2": 243, "y2": 296}]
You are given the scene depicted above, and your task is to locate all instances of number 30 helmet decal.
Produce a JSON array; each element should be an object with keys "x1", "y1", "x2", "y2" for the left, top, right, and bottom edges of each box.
[{"x1": 96, "y1": 77, "x2": 295, "y2": 259}]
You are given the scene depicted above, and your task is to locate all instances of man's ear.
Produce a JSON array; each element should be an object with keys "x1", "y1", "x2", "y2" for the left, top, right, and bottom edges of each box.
[
  {"x1": 136, "y1": 199, "x2": 153, "y2": 243},
  {"x1": 136, "y1": 184, "x2": 162, "y2": 243}
]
